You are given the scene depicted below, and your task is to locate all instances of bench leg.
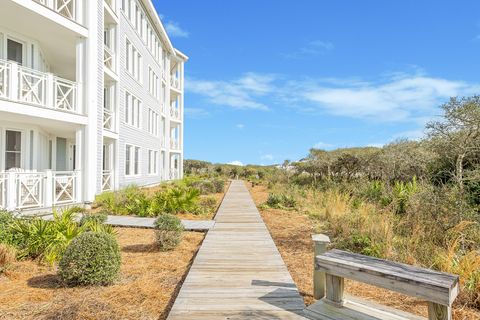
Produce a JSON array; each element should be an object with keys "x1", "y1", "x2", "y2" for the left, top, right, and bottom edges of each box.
[
  {"x1": 428, "y1": 302, "x2": 451, "y2": 320},
  {"x1": 325, "y1": 274, "x2": 344, "y2": 307}
]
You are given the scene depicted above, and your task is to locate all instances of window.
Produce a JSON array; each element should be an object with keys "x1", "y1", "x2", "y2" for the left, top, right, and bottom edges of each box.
[
  {"x1": 134, "y1": 146, "x2": 140, "y2": 175},
  {"x1": 148, "y1": 109, "x2": 158, "y2": 135},
  {"x1": 7, "y1": 39, "x2": 23, "y2": 65},
  {"x1": 125, "y1": 144, "x2": 131, "y2": 175},
  {"x1": 125, "y1": 91, "x2": 141, "y2": 128},
  {"x1": 125, "y1": 145, "x2": 140, "y2": 175},
  {"x1": 148, "y1": 150, "x2": 158, "y2": 174},
  {"x1": 125, "y1": 38, "x2": 142, "y2": 82},
  {"x1": 5, "y1": 130, "x2": 21, "y2": 170},
  {"x1": 148, "y1": 68, "x2": 159, "y2": 99}
]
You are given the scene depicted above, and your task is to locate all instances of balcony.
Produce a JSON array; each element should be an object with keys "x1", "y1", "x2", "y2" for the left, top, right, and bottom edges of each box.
[
  {"x1": 169, "y1": 168, "x2": 180, "y2": 180},
  {"x1": 0, "y1": 60, "x2": 79, "y2": 114},
  {"x1": 170, "y1": 105, "x2": 181, "y2": 120},
  {"x1": 104, "y1": 46, "x2": 115, "y2": 73},
  {"x1": 0, "y1": 170, "x2": 80, "y2": 210},
  {"x1": 170, "y1": 139, "x2": 181, "y2": 150},
  {"x1": 170, "y1": 76, "x2": 181, "y2": 91},
  {"x1": 103, "y1": 108, "x2": 114, "y2": 131},
  {"x1": 34, "y1": 0, "x2": 78, "y2": 22},
  {"x1": 102, "y1": 170, "x2": 113, "y2": 191}
]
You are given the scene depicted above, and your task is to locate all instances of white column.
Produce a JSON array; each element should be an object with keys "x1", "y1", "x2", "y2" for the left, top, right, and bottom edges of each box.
[
  {"x1": 75, "y1": 128, "x2": 84, "y2": 203},
  {"x1": 6, "y1": 172, "x2": 16, "y2": 210},
  {"x1": 45, "y1": 170, "x2": 53, "y2": 207},
  {"x1": 84, "y1": 0, "x2": 101, "y2": 202},
  {"x1": 179, "y1": 61, "x2": 185, "y2": 179},
  {"x1": 76, "y1": 38, "x2": 86, "y2": 115}
]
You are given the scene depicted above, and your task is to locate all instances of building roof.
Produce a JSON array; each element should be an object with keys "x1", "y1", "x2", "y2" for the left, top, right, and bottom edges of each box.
[{"x1": 141, "y1": 0, "x2": 186, "y2": 60}]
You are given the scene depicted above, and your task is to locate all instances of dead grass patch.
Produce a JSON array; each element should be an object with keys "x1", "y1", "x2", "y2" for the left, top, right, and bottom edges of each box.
[
  {"x1": 0, "y1": 228, "x2": 203, "y2": 320},
  {"x1": 249, "y1": 184, "x2": 480, "y2": 320}
]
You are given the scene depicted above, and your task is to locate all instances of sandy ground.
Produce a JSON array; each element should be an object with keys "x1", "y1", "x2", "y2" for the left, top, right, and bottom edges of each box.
[
  {"x1": 248, "y1": 184, "x2": 480, "y2": 320},
  {"x1": 0, "y1": 228, "x2": 204, "y2": 320}
]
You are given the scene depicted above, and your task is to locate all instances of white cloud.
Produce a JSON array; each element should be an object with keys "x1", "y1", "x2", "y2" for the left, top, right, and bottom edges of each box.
[
  {"x1": 313, "y1": 141, "x2": 334, "y2": 149},
  {"x1": 184, "y1": 108, "x2": 210, "y2": 119},
  {"x1": 367, "y1": 143, "x2": 385, "y2": 148},
  {"x1": 392, "y1": 128, "x2": 425, "y2": 141},
  {"x1": 227, "y1": 161, "x2": 244, "y2": 166},
  {"x1": 260, "y1": 154, "x2": 274, "y2": 161},
  {"x1": 164, "y1": 21, "x2": 189, "y2": 38},
  {"x1": 186, "y1": 73, "x2": 276, "y2": 110},
  {"x1": 298, "y1": 73, "x2": 480, "y2": 122},
  {"x1": 236, "y1": 124, "x2": 245, "y2": 129},
  {"x1": 284, "y1": 40, "x2": 334, "y2": 59}
]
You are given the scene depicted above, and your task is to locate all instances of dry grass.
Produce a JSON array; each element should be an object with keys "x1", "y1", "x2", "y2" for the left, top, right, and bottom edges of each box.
[
  {"x1": 0, "y1": 228, "x2": 204, "y2": 320},
  {"x1": 249, "y1": 184, "x2": 480, "y2": 320}
]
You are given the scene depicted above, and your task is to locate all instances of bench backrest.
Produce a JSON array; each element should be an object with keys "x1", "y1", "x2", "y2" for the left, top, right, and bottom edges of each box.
[{"x1": 315, "y1": 249, "x2": 459, "y2": 306}]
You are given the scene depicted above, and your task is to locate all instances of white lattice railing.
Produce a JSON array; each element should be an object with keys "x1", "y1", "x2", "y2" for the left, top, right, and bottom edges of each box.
[
  {"x1": 52, "y1": 171, "x2": 76, "y2": 205},
  {"x1": 19, "y1": 67, "x2": 47, "y2": 106},
  {"x1": 170, "y1": 105, "x2": 180, "y2": 120},
  {"x1": 103, "y1": 108, "x2": 114, "y2": 130},
  {"x1": 0, "y1": 60, "x2": 79, "y2": 114},
  {"x1": 104, "y1": 46, "x2": 115, "y2": 72},
  {"x1": 34, "y1": 0, "x2": 77, "y2": 21},
  {"x1": 102, "y1": 170, "x2": 112, "y2": 191},
  {"x1": 16, "y1": 172, "x2": 46, "y2": 209},
  {"x1": 170, "y1": 139, "x2": 180, "y2": 150},
  {"x1": 2, "y1": 170, "x2": 79, "y2": 210},
  {"x1": 0, "y1": 60, "x2": 10, "y2": 99},
  {"x1": 169, "y1": 169, "x2": 179, "y2": 180},
  {"x1": 54, "y1": 77, "x2": 76, "y2": 111},
  {"x1": 0, "y1": 173, "x2": 7, "y2": 209},
  {"x1": 170, "y1": 77, "x2": 180, "y2": 90}
]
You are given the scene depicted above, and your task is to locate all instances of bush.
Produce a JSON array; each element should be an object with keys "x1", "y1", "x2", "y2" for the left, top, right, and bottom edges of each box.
[
  {"x1": 80, "y1": 212, "x2": 108, "y2": 226},
  {"x1": 94, "y1": 186, "x2": 150, "y2": 216},
  {"x1": 154, "y1": 214, "x2": 183, "y2": 251},
  {"x1": 265, "y1": 193, "x2": 297, "y2": 209},
  {"x1": 212, "y1": 179, "x2": 225, "y2": 193},
  {"x1": 59, "y1": 232, "x2": 121, "y2": 286},
  {"x1": 150, "y1": 186, "x2": 200, "y2": 215},
  {"x1": 0, "y1": 211, "x2": 18, "y2": 246},
  {"x1": 190, "y1": 180, "x2": 216, "y2": 195}
]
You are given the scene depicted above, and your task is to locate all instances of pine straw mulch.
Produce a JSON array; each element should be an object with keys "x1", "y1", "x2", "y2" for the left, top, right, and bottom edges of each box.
[
  {"x1": 248, "y1": 183, "x2": 480, "y2": 320},
  {"x1": 0, "y1": 228, "x2": 204, "y2": 320}
]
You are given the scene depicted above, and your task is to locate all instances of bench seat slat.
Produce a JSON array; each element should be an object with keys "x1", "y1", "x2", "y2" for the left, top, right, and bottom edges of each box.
[{"x1": 315, "y1": 249, "x2": 459, "y2": 306}]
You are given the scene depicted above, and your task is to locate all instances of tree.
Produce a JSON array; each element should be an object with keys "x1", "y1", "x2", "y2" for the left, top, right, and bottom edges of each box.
[{"x1": 426, "y1": 96, "x2": 480, "y2": 189}]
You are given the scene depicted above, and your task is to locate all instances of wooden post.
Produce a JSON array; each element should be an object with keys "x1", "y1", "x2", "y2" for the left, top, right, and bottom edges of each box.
[
  {"x1": 325, "y1": 274, "x2": 344, "y2": 307},
  {"x1": 312, "y1": 234, "x2": 330, "y2": 300},
  {"x1": 428, "y1": 302, "x2": 451, "y2": 320}
]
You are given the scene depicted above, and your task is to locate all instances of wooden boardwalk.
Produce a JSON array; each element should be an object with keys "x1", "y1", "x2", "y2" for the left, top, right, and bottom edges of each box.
[{"x1": 168, "y1": 180, "x2": 307, "y2": 319}]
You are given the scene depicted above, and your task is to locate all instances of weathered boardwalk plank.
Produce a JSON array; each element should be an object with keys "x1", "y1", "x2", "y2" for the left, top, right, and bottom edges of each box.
[{"x1": 167, "y1": 180, "x2": 307, "y2": 319}]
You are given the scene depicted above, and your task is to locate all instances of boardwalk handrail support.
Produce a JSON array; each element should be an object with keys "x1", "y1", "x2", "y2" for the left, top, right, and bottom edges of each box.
[{"x1": 312, "y1": 234, "x2": 330, "y2": 300}]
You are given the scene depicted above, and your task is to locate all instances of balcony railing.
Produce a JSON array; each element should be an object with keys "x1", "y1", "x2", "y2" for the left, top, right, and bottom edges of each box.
[
  {"x1": 169, "y1": 168, "x2": 180, "y2": 180},
  {"x1": 0, "y1": 59, "x2": 79, "y2": 114},
  {"x1": 104, "y1": 0, "x2": 116, "y2": 13},
  {"x1": 103, "y1": 108, "x2": 114, "y2": 131},
  {"x1": 0, "y1": 170, "x2": 80, "y2": 210},
  {"x1": 104, "y1": 46, "x2": 115, "y2": 73},
  {"x1": 170, "y1": 139, "x2": 180, "y2": 150},
  {"x1": 102, "y1": 170, "x2": 112, "y2": 191},
  {"x1": 170, "y1": 105, "x2": 180, "y2": 120},
  {"x1": 170, "y1": 77, "x2": 180, "y2": 90},
  {"x1": 34, "y1": 0, "x2": 77, "y2": 22}
]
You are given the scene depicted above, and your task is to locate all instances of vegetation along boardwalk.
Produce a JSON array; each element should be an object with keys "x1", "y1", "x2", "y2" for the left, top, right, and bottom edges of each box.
[{"x1": 168, "y1": 180, "x2": 307, "y2": 319}]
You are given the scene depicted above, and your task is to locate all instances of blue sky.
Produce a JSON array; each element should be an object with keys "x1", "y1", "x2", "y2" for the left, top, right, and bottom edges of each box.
[{"x1": 156, "y1": 0, "x2": 480, "y2": 165}]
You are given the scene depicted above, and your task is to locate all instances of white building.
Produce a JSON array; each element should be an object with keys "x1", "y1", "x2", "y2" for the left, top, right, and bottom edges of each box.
[{"x1": 0, "y1": 0, "x2": 187, "y2": 212}]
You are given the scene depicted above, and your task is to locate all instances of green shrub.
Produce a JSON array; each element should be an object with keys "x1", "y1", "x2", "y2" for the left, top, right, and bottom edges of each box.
[
  {"x1": 265, "y1": 193, "x2": 297, "y2": 209},
  {"x1": 212, "y1": 179, "x2": 225, "y2": 193},
  {"x1": 190, "y1": 180, "x2": 216, "y2": 195},
  {"x1": 0, "y1": 211, "x2": 19, "y2": 246},
  {"x1": 151, "y1": 186, "x2": 200, "y2": 215},
  {"x1": 80, "y1": 212, "x2": 108, "y2": 226},
  {"x1": 59, "y1": 232, "x2": 121, "y2": 286},
  {"x1": 154, "y1": 214, "x2": 183, "y2": 251}
]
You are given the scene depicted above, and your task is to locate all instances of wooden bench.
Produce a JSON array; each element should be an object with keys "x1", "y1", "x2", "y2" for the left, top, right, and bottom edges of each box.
[{"x1": 306, "y1": 235, "x2": 459, "y2": 320}]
